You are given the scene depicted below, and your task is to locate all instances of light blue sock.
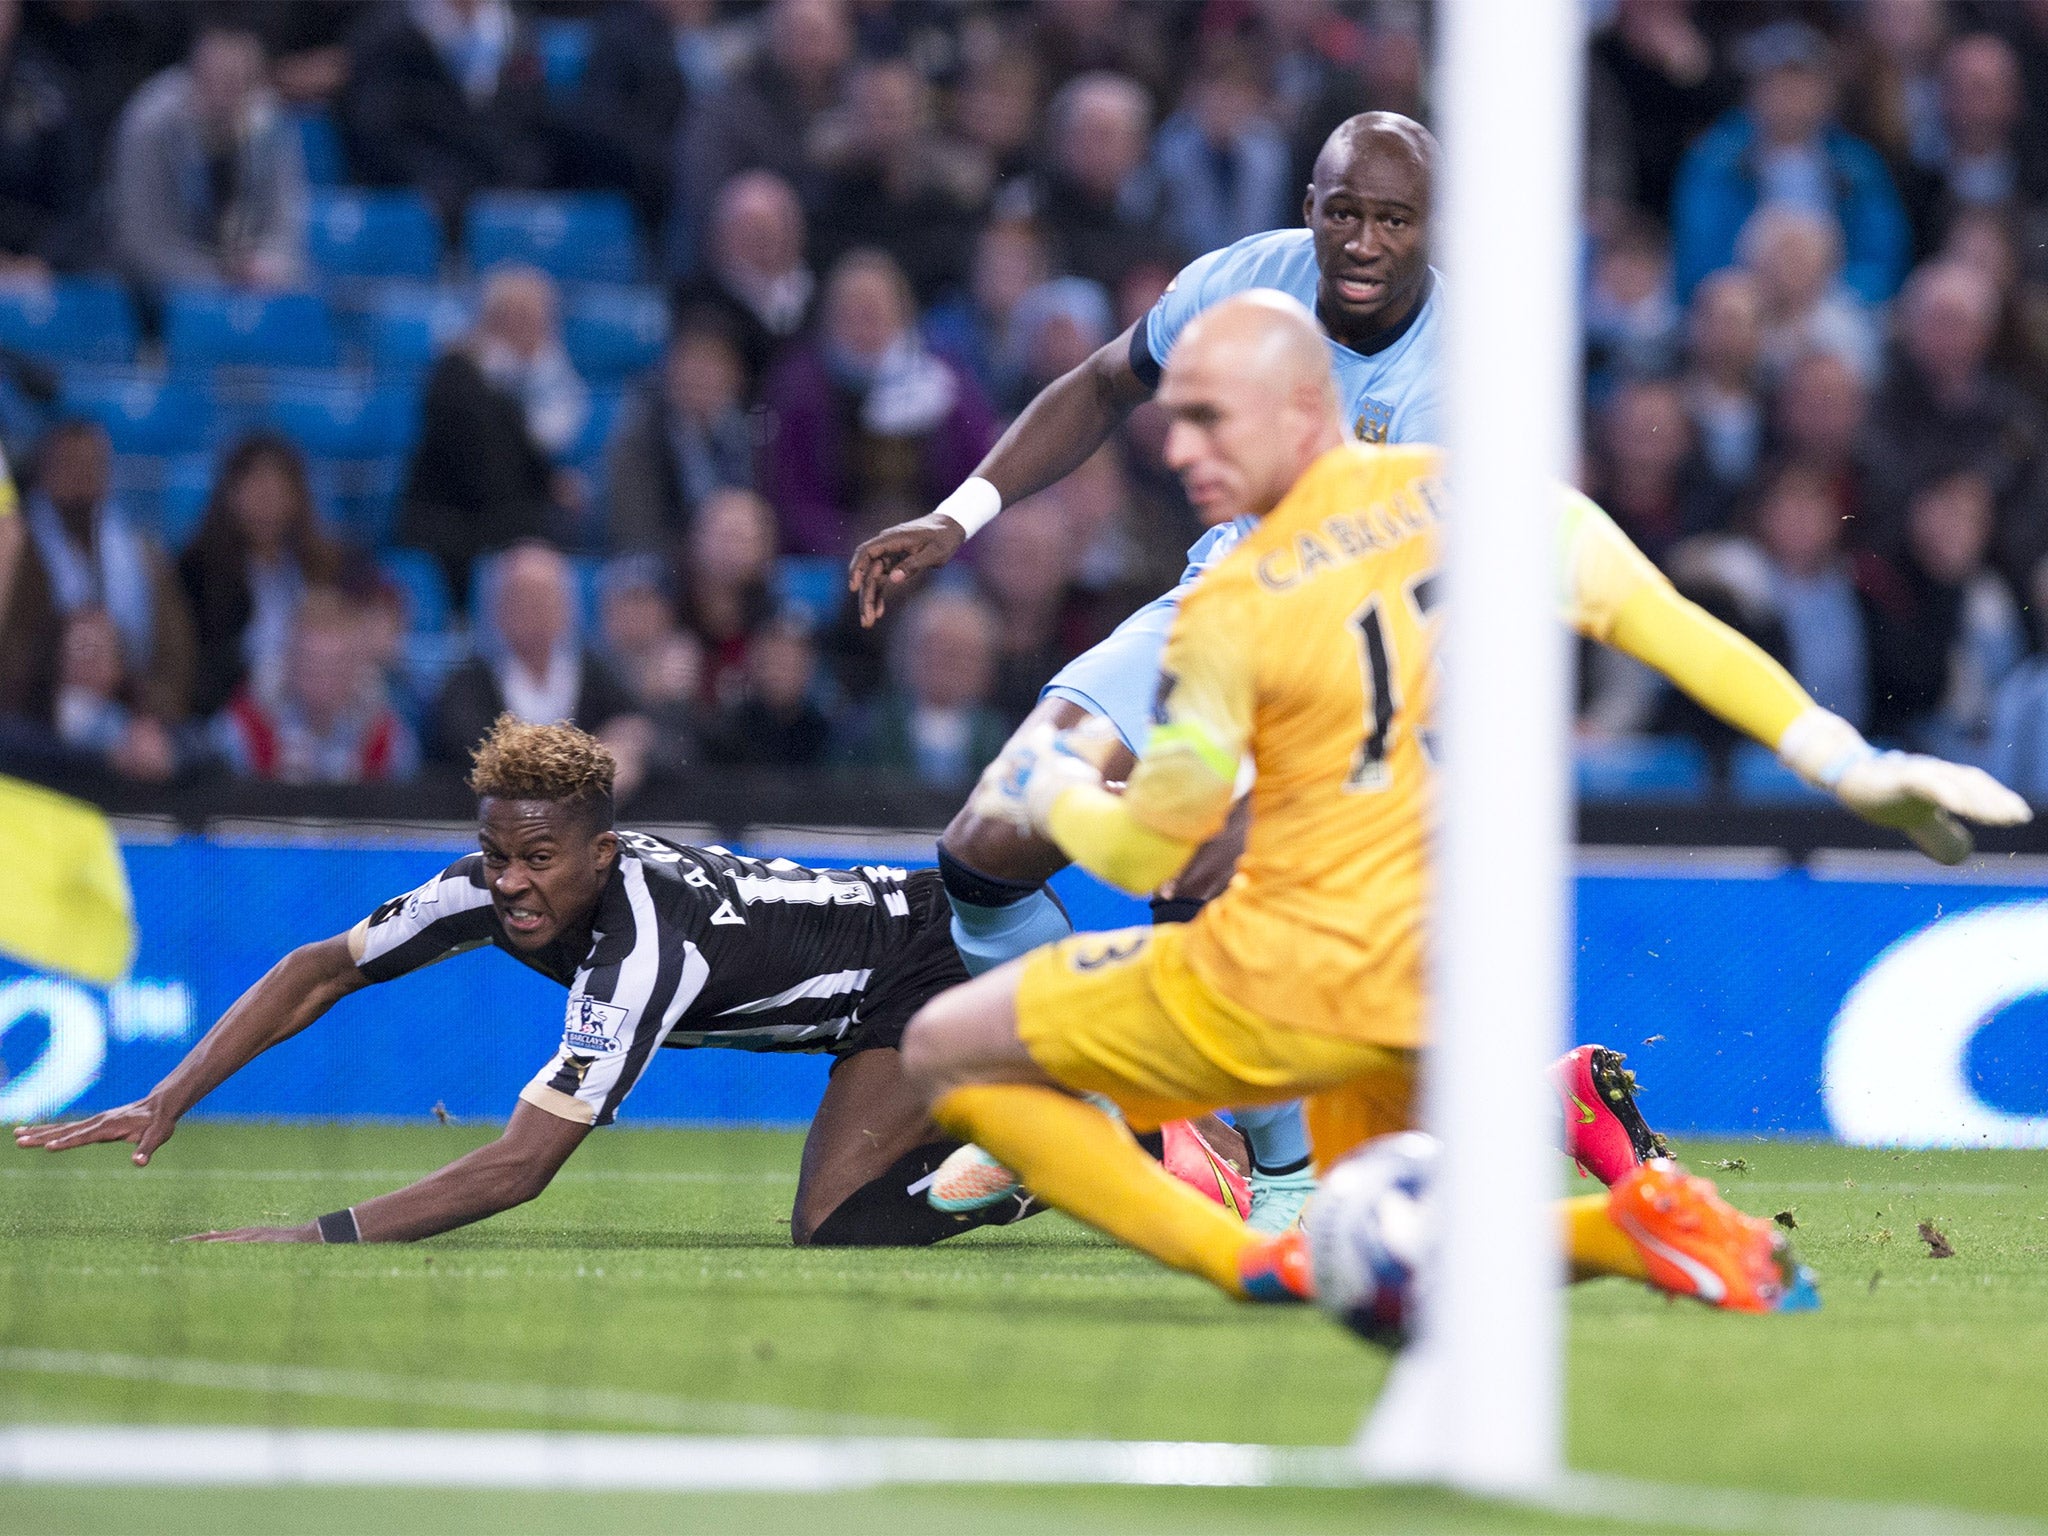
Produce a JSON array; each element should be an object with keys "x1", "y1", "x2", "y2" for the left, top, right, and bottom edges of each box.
[
  {"x1": 946, "y1": 888, "x2": 1073, "y2": 976},
  {"x1": 1232, "y1": 1100, "x2": 1313, "y2": 1174}
]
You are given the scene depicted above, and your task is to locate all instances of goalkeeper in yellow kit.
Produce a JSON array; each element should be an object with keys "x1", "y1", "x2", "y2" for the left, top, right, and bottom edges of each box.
[{"x1": 896, "y1": 290, "x2": 2028, "y2": 1312}]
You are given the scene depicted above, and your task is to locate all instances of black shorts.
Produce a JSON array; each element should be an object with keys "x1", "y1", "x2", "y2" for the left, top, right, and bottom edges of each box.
[{"x1": 834, "y1": 868, "x2": 968, "y2": 1060}]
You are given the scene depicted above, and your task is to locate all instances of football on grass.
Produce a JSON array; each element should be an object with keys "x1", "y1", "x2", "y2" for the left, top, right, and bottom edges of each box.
[{"x1": 1305, "y1": 1130, "x2": 1439, "y2": 1348}]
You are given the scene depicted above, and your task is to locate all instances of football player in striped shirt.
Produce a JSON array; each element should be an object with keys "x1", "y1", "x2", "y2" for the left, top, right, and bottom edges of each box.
[{"x1": 16, "y1": 715, "x2": 1043, "y2": 1248}]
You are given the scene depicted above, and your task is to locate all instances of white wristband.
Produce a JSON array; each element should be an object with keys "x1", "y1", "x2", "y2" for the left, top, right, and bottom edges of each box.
[{"x1": 934, "y1": 477, "x2": 1003, "y2": 539}]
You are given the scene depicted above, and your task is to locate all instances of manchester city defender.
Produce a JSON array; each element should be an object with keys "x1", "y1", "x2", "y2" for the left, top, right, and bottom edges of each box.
[
  {"x1": 849, "y1": 112, "x2": 1447, "y2": 1230},
  {"x1": 15, "y1": 716, "x2": 1044, "y2": 1248}
]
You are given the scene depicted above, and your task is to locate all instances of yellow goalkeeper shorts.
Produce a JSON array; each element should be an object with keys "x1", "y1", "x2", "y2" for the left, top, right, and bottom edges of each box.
[{"x1": 1016, "y1": 922, "x2": 1417, "y2": 1153}]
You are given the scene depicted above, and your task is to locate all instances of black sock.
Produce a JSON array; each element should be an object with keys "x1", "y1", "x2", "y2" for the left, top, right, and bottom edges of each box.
[{"x1": 802, "y1": 1142, "x2": 1043, "y2": 1247}]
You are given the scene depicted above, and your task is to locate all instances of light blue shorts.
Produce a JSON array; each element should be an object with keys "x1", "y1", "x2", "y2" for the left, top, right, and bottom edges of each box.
[{"x1": 1041, "y1": 586, "x2": 1189, "y2": 752}]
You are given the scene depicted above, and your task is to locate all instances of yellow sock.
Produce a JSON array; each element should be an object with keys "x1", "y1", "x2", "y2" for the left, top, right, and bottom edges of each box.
[
  {"x1": 935, "y1": 1084, "x2": 1255, "y2": 1296},
  {"x1": 1560, "y1": 1192, "x2": 1650, "y2": 1282}
]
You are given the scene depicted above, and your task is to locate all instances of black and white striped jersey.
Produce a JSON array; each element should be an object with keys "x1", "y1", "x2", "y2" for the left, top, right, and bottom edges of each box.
[{"x1": 351, "y1": 831, "x2": 942, "y2": 1126}]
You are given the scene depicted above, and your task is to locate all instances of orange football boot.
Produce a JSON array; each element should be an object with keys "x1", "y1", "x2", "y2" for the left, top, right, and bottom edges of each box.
[{"x1": 1608, "y1": 1159, "x2": 1819, "y2": 1313}]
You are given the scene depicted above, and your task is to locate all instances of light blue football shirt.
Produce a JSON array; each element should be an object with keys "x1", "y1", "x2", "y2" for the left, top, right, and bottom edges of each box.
[{"x1": 1137, "y1": 227, "x2": 1445, "y2": 577}]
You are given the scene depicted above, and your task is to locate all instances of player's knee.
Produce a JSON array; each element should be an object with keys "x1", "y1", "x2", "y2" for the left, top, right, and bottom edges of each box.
[{"x1": 896, "y1": 1004, "x2": 949, "y2": 1104}]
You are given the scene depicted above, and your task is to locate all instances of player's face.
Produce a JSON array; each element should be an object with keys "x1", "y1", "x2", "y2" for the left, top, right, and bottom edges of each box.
[
  {"x1": 477, "y1": 799, "x2": 617, "y2": 951},
  {"x1": 1305, "y1": 145, "x2": 1430, "y2": 343},
  {"x1": 1158, "y1": 363, "x2": 1292, "y2": 523}
]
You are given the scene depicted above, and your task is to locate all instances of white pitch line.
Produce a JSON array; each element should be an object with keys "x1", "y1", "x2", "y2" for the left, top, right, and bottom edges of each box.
[
  {"x1": 0, "y1": 1425, "x2": 2039, "y2": 1534},
  {"x1": 0, "y1": 1351, "x2": 928, "y2": 1438},
  {"x1": 1715, "y1": 1182, "x2": 2036, "y2": 1197}
]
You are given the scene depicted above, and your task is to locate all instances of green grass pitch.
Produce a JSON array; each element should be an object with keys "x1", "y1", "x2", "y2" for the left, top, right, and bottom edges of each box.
[{"x1": 3, "y1": 1124, "x2": 2046, "y2": 1533}]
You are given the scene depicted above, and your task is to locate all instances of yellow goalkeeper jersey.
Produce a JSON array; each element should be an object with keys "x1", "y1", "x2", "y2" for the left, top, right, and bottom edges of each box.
[{"x1": 1046, "y1": 441, "x2": 1812, "y2": 1048}]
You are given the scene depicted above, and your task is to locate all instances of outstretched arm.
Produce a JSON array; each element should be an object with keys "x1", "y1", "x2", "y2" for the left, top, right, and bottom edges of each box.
[
  {"x1": 1563, "y1": 493, "x2": 2031, "y2": 861},
  {"x1": 848, "y1": 323, "x2": 1154, "y2": 625},
  {"x1": 14, "y1": 933, "x2": 368, "y2": 1164},
  {"x1": 188, "y1": 1101, "x2": 589, "y2": 1243}
]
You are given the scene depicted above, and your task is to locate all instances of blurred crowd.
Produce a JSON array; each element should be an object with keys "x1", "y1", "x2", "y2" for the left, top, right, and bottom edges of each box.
[{"x1": 0, "y1": 0, "x2": 2046, "y2": 807}]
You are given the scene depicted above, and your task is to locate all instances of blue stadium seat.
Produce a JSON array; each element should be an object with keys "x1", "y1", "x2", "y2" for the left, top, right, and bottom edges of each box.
[
  {"x1": 564, "y1": 285, "x2": 669, "y2": 382},
  {"x1": 310, "y1": 454, "x2": 407, "y2": 548},
  {"x1": 465, "y1": 193, "x2": 640, "y2": 285},
  {"x1": 363, "y1": 284, "x2": 473, "y2": 373},
  {"x1": 307, "y1": 190, "x2": 443, "y2": 281},
  {"x1": 164, "y1": 289, "x2": 340, "y2": 369},
  {"x1": 534, "y1": 17, "x2": 594, "y2": 96},
  {"x1": 290, "y1": 108, "x2": 347, "y2": 187},
  {"x1": 266, "y1": 379, "x2": 418, "y2": 458},
  {"x1": 0, "y1": 279, "x2": 138, "y2": 365},
  {"x1": 109, "y1": 452, "x2": 214, "y2": 552},
  {"x1": 63, "y1": 371, "x2": 212, "y2": 454},
  {"x1": 1574, "y1": 736, "x2": 1709, "y2": 802},
  {"x1": 776, "y1": 555, "x2": 846, "y2": 628},
  {"x1": 1731, "y1": 741, "x2": 1831, "y2": 804},
  {"x1": 378, "y1": 548, "x2": 452, "y2": 636}
]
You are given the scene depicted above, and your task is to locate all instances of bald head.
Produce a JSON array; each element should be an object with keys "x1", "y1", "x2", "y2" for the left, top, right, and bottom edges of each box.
[
  {"x1": 1304, "y1": 112, "x2": 1436, "y2": 350},
  {"x1": 1159, "y1": 291, "x2": 1346, "y2": 524}
]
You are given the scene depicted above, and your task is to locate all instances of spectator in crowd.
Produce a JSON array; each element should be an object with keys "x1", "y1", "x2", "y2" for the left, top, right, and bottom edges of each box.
[
  {"x1": 573, "y1": 0, "x2": 704, "y2": 236},
  {"x1": 702, "y1": 612, "x2": 832, "y2": 767},
  {"x1": 810, "y1": 55, "x2": 980, "y2": 305},
  {"x1": 970, "y1": 493, "x2": 1094, "y2": 725},
  {"x1": 1005, "y1": 274, "x2": 1114, "y2": 415},
  {"x1": 1844, "y1": 0, "x2": 1949, "y2": 188},
  {"x1": 110, "y1": 23, "x2": 306, "y2": 292},
  {"x1": 759, "y1": 248, "x2": 997, "y2": 557},
  {"x1": 1151, "y1": 42, "x2": 1290, "y2": 261},
  {"x1": 31, "y1": 606, "x2": 181, "y2": 781},
  {"x1": 1671, "y1": 20, "x2": 1910, "y2": 306},
  {"x1": 673, "y1": 170, "x2": 816, "y2": 396},
  {"x1": 21, "y1": 0, "x2": 176, "y2": 181},
  {"x1": 851, "y1": 586, "x2": 1007, "y2": 788},
  {"x1": 1863, "y1": 260, "x2": 2044, "y2": 555},
  {"x1": 0, "y1": 0, "x2": 89, "y2": 275},
  {"x1": 339, "y1": 0, "x2": 559, "y2": 231},
  {"x1": 178, "y1": 433, "x2": 347, "y2": 719},
  {"x1": 923, "y1": 217, "x2": 1052, "y2": 407},
  {"x1": 1590, "y1": 375, "x2": 1719, "y2": 562},
  {"x1": 672, "y1": 0, "x2": 852, "y2": 272},
  {"x1": 430, "y1": 540, "x2": 651, "y2": 796},
  {"x1": 1681, "y1": 268, "x2": 1766, "y2": 502},
  {"x1": 1770, "y1": 348, "x2": 1872, "y2": 531},
  {"x1": 1021, "y1": 0, "x2": 1173, "y2": 105},
  {"x1": 1587, "y1": 0, "x2": 1732, "y2": 219},
  {"x1": 1715, "y1": 460, "x2": 1871, "y2": 729},
  {"x1": 1015, "y1": 71, "x2": 1173, "y2": 291},
  {"x1": 1860, "y1": 467, "x2": 2024, "y2": 758},
  {"x1": 1738, "y1": 205, "x2": 1880, "y2": 383},
  {"x1": 397, "y1": 265, "x2": 589, "y2": 605},
  {"x1": 605, "y1": 315, "x2": 754, "y2": 558},
  {"x1": 212, "y1": 586, "x2": 417, "y2": 784},
  {"x1": 1943, "y1": 207, "x2": 2048, "y2": 409},
  {"x1": 678, "y1": 485, "x2": 777, "y2": 708},
  {"x1": 595, "y1": 552, "x2": 701, "y2": 775},
  {"x1": 221, "y1": 0, "x2": 366, "y2": 109},
  {"x1": 1913, "y1": 33, "x2": 2032, "y2": 236},
  {"x1": 1583, "y1": 214, "x2": 1683, "y2": 402},
  {"x1": 0, "y1": 419, "x2": 192, "y2": 727},
  {"x1": 350, "y1": 571, "x2": 431, "y2": 735},
  {"x1": 951, "y1": 43, "x2": 1040, "y2": 191}
]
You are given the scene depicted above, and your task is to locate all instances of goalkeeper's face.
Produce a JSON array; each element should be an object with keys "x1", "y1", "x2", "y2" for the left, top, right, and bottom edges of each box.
[
  {"x1": 477, "y1": 798, "x2": 618, "y2": 951},
  {"x1": 1159, "y1": 298, "x2": 1338, "y2": 523}
]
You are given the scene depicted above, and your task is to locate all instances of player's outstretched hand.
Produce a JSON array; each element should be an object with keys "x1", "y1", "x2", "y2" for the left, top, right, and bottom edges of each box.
[
  {"x1": 13, "y1": 1098, "x2": 178, "y2": 1165},
  {"x1": 849, "y1": 513, "x2": 967, "y2": 627},
  {"x1": 183, "y1": 1224, "x2": 319, "y2": 1243},
  {"x1": 1834, "y1": 750, "x2": 2033, "y2": 865}
]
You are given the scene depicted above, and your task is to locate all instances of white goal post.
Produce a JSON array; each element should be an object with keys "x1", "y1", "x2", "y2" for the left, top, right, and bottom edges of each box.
[{"x1": 1356, "y1": 0, "x2": 1584, "y2": 1495}]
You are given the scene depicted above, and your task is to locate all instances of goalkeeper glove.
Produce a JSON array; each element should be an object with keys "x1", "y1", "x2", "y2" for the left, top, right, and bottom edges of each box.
[
  {"x1": 967, "y1": 718, "x2": 1121, "y2": 835},
  {"x1": 1776, "y1": 707, "x2": 2032, "y2": 865}
]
